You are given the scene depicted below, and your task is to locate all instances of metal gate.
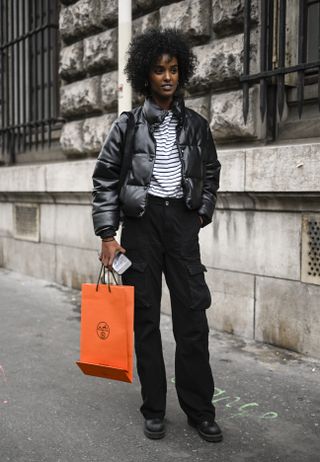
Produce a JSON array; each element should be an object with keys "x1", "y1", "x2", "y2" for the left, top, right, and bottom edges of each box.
[
  {"x1": 0, "y1": 0, "x2": 61, "y2": 163},
  {"x1": 241, "y1": 0, "x2": 320, "y2": 139}
]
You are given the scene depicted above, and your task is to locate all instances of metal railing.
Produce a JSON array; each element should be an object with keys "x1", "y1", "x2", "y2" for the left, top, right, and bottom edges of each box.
[
  {"x1": 241, "y1": 0, "x2": 320, "y2": 131},
  {"x1": 0, "y1": 0, "x2": 61, "y2": 164}
]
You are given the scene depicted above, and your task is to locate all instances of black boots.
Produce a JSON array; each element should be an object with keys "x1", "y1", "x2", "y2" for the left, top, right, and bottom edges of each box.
[
  {"x1": 144, "y1": 418, "x2": 166, "y2": 440},
  {"x1": 143, "y1": 417, "x2": 223, "y2": 442},
  {"x1": 188, "y1": 417, "x2": 223, "y2": 442}
]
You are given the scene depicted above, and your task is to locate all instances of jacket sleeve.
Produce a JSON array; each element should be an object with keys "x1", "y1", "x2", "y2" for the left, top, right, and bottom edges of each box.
[
  {"x1": 92, "y1": 115, "x2": 127, "y2": 238},
  {"x1": 198, "y1": 121, "x2": 221, "y2": 227}
]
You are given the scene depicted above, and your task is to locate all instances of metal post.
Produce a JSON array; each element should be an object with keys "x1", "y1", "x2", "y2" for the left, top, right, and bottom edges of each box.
[
  {"x1": 40, "y1": 0, "x2": 45, "y2": 147},
  {"x1": 118, "y1": 0, "x2": 132, "y2": 115},
  {"x1": 47, "y1": 0, "x2": 52, "y2": 147},
  {"x1": 9, "y1": 0, "x2": 15, "y2": 162},
  {"x1": 260, "y1": 0, "x2": 268, "y2": 122},
  {"x1": 22, "y1": 0, "x2": 27, "y2": 151},
  {"x1": 243, "y1": 0, "x2": 251, "y2": 124},
  {"x1": 0, "y1": 0, "x2": 5, "y2": 154},
  {"x1": 277, "y1": 0, "x2": 286, "y2": 119},
  {"x1": 297, "y1": 0, "x2": 306, "y2": 119},
  {"x1": 33, "y1": 0, "x2": 39, "y2": 149},
  {"x1": 318, "y1": 0, "x2": 320, "y2": 112}
]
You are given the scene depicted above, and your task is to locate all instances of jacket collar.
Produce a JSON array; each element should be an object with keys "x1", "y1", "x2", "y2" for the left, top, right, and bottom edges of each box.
[{"x1": 143, "y1": 95, "x2": 185, "y2": 126}]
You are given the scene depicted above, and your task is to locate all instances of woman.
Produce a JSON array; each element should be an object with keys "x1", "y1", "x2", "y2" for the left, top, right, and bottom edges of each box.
[{"x1": 92, "y1": 28, "x2": 222, "y2": 442}]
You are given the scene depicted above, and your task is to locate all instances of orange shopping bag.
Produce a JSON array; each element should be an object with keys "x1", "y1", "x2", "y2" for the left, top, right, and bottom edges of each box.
[{"x1": 76, "y1": 264, "x2": 134, "y2": 383}]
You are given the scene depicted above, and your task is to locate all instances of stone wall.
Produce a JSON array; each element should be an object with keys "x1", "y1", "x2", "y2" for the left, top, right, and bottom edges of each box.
[
  {"x1": 58, "y1": 0, "x2": 261, "y2": 159},
  {"x1": 1, "y1": 0, "x2": 320, "y2": 360},
  {"x1": 2, "y1": 139, "x2": 320, "y2": 358}
]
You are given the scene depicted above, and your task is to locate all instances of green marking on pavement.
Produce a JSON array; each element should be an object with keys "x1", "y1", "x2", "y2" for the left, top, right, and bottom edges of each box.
[{"x1": 170, "y1": 380, "x2": 279, "y2": 420}]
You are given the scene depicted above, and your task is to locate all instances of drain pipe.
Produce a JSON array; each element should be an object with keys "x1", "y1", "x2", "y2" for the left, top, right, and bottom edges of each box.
[{"x1": 118, "y1": 0, "x2": 132, "y2": 115}]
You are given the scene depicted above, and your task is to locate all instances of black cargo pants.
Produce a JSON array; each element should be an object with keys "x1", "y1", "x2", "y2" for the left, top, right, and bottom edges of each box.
[{"x1": 121, "y1": 194, "x2": 216, "y2": 423}]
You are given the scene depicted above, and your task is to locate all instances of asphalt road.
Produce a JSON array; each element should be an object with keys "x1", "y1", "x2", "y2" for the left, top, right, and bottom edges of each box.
[{"x1": 0, "y1": 268, "x2": 319, "y2": 462}]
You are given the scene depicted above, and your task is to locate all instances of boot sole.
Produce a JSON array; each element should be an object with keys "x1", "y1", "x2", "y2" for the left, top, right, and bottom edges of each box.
[
  {"x1": 188, "y1": 418, "x2": 223, "y2": 443},
  {"x1": 143, "y1": 428, "x2": 166, "y2": 440}
]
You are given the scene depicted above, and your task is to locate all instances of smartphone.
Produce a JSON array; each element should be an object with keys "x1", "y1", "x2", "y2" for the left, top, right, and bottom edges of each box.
[{"x1": 112, "y1": 252, "x2": 132, "y2": 275}]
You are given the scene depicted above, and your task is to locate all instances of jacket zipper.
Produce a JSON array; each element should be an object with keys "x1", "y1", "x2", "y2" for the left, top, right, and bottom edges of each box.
[
  {"x1": 176, "y1": 124, "x2": 186, "y2": 189},
  {"x1": 141, "y1": 125, "x2": 157, "y2": 215}
]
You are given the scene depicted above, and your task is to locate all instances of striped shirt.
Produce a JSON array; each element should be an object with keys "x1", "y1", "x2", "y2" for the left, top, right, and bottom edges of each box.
[{"x1": 148, "y1": 110, "x2": 183, "y2": 198}]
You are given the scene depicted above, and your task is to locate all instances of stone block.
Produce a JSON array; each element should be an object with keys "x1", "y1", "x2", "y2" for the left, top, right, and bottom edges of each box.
[
  {"x1": 133, "y1": 10, "x2": 159, "y2": 37},
  {"x1": 212, "y1": 0, "x2": 258, "y2": 36},
  {"x1": 55, "y1": 245, "x2": 99, "y2": 288},
  {"x1": 60, "y1": 76, "x2": 101, "y2": 117},
  {"x1": 160, "y1": 0, "x2": 211, "y2": 45},
  {"x1": 2, "y1": 237, "x2": 56, "y2": 281},
  {"x1": 45, "y1": 159, "x2": 95, "y2": 192},
  {"x1": 83, "y1": 28, "x2": 117, "y2": 73},
  {"x1": 40, "y1": 204, "x2": 56, "y2": 244},
  {"x1": 200, "y1": 210, "x2": 301, "y2": 280},
  {"x1": 185, "y1": 95, "x2": 210, "y2": 121},
  {"x1": 245, "y1": 143, "x2": 320, "y2": 192},
  {"x1": 59, "y1": 0, "x2": 101, "y2": 42},
  {"x1": 190, "y1": 34, "x2": 244, "y2": 91},
  {"x1": 0, "y1": 203, "x2": 13, "y2": 237},
  {"x1": 217, "y1": 149, "x2": 245, "y2": 191},
  {"x1": 59, "y1": 41, "x2": 84, "y2": 81},
  {"x1": 0, "y1": 164, "x2": 46, "y2": 192},
  {"x1": 101, "y1": 71, "x2": 118, "y2": 110},
  {"x1": 82, "y1": 113, "x2": 116, "y2": 155},
  {"x1": 0, "y1": 160, "x2": 96, "y2": 195},
  {"x1": 255, "y1": 276, "x2": 320, "y2": 358},
  {"x1": 100, "y1": 0, "x2": 118, "y2": 27},
  {"x1": 49, "y1": 204, "x2": 100, "y2": 250},
  {"x1": 206, "y1": 268, "x2": 255, "y2": 338},
  {"x1": 60, "y1": 120, "x2": 84, "y2": 156},
  {"x1": 210, "y1": 87, "x2": 259, "y2": 140}
]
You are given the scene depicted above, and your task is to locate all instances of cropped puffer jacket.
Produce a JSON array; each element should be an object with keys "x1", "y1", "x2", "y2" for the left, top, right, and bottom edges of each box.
[{"x1": 92, "y1": 95, "x2": 221, "y2": 238}]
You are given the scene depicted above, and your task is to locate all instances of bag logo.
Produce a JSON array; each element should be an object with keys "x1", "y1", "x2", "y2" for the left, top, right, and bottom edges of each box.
[{"x1": 96, "y1": 322, "x2": 110, "y2": 340}]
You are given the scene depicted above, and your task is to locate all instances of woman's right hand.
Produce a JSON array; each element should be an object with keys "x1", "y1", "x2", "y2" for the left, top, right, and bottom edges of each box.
[{"x1": 99, "y1": 239, "x2": 126, "y2": 270}]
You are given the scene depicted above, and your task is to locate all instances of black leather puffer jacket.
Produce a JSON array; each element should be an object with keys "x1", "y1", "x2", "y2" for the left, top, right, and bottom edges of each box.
[{"x1": 92, "y1": 95, "x2": 221, "y2": 238}]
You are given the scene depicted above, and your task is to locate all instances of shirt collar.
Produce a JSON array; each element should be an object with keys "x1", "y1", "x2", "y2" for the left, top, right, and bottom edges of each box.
[{"x1": 143, "y1": 95, "x2": 185, "y2": 127}]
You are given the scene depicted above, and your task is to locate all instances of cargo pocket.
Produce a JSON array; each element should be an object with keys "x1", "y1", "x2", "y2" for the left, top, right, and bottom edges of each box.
[
  {"x1": 186, "y1": 262, "x2": 211, "y2": 310},
  {"x1": 122, "y1": 256, "x2": 151, "y2": 308}
]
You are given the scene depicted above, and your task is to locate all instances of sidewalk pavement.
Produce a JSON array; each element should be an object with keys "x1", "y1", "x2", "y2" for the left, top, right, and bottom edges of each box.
[{"x1": 0, "y1": 268, "x2": 319, "y2": 462}]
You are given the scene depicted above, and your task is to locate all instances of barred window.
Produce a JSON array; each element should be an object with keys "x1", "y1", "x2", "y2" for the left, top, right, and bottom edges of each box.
[
  {"x1": 241, "y1": 0, "x2": 320, "y2": 141},
  {"x1": 0, "y1": 0, "x2": 61, "y2": 164}
]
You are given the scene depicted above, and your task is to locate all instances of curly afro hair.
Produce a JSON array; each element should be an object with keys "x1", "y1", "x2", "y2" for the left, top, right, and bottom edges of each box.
[{"x1": 124, "y1": 28, "x2": 197, "y2": 96}]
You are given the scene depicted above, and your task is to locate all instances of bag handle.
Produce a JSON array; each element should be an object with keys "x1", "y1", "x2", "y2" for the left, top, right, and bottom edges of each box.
[{"x1": 96, "y1": 263, "x2": 118, "y2": 292}]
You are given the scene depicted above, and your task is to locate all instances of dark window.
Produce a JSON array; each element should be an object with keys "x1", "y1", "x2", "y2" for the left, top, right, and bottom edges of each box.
[
  {"x1": 241, "y1": 0, "x2": 320, "y2": 141},
  {"x1": 0, "y1": 0, "x2": 61, "y2": 164}
]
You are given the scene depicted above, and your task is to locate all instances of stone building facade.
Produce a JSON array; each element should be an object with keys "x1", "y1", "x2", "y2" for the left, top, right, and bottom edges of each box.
[{"x1": 1, "y1": 0, "x2": 320, "y2": 358}]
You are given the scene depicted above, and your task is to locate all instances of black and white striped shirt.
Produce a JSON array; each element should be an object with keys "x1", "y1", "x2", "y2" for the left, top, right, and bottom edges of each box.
[{"x1": 148, "y1": 110, "x2": 183, "y2": 198}]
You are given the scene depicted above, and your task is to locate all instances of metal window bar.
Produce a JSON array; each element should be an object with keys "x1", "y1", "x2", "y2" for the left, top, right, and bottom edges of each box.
[
  {"x1": 0, "y1": 0, "x2": 62, "y2": 164},
  {"x1": 241, "y1": 0, "x2": 320, "y2": 129}
]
